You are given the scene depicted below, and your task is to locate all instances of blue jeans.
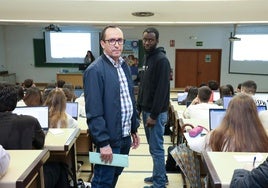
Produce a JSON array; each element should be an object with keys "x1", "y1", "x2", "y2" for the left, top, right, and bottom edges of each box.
[
  {"x1": 91, "y1": 136, "x2": 131, "y2": 188},
  {"x1": 142, "y1": 111, "x2": 168, "y2": 188}
]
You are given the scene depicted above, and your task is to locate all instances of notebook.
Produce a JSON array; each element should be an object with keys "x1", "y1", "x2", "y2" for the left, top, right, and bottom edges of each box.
[
  {"x1": 66, "y1": 102, "x2": 79, "y2": 120},
  {"x1": 13, "y1": 106, "x2": 49, "y2": 130},
  {"x1": 223, "y1": 96, "x2": 233, "y2": 109},
  {"x1": 209, "y1": 108, "x2": 226, "y2": 130},
  {"x1": 89, "y1": 152, "x2": 129, "y2": 167}
]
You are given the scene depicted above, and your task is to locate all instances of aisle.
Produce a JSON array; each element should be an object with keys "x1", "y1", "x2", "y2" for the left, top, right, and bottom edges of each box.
[
  {"x1": 116, "y1": 126, "x2": 185, "y2": 188},
  {"x1": 77, "y1": 126, "x2": 185, "y2": 187}
]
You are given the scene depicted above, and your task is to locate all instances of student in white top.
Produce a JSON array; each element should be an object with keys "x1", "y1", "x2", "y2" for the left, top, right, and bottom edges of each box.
[
  {"x1": 75, "y1": 92, "x2": 86, "y2": 118},
  {"x1": 43, "y1": 88, "x2": 78, "y2": 128},
  {"x1": 183, "y1": 86, "x2": 222, "y2": 120},
  {"x1": 241, "y1": 80, "x2": 266, "y2": 106},
  {"x1": 203, "y1": 94, "x2": 268, "y2": 152},
  {"x1": 0, "y1": 145, "x2": 10, "y2": 178},
  {"x1": 187, "y1": 94, "x2": 268, "y2": 153}
]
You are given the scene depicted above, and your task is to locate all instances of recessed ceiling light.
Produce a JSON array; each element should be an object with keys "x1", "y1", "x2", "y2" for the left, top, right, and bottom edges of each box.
[{"x1": 132, "y1": 12, "x2": 154, "y2": 17}]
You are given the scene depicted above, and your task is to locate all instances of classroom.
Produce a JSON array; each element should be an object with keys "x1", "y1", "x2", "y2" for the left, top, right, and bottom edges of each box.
[{"x1": 0, "y1": 1, "x2": 268, "y2": 188}]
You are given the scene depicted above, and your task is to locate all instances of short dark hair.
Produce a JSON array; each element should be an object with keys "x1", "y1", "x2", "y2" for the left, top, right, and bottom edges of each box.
[
  {"x1": 198, "y1": 86, "x2": 212, "y2": 103},
  {"x1": 208, "y1": 80, "x2": 219, "y2": 91},
  {"x1": 23, "y1": 79, "x2": 34, "y2": 88},
  {"x1": 100, "y1": 25, "x2": 120, "y2": 41},
  {"x1": 56, "y1": 80, "x2": 66, "y2": 88},
  {"x1": 241, "y1": 80, "x2": 257, "y2": 94},
  {"x1": 143, "y1": 27, "x2": 159, "y2": 40},
  {"x1": 0, "y1": 83, "x2": 18, "y2": 112}
]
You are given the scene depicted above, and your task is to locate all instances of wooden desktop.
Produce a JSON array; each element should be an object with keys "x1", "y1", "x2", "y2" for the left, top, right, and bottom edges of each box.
[
  {"x1": 202, "y1": 151, "x2": 268, "y2": 188},
  {"x1": 0, "y1": 149, "x2": 50, "y2": 188},
  {"x1": 45, "y1": 128, "x2": 80, "y2": 187}
]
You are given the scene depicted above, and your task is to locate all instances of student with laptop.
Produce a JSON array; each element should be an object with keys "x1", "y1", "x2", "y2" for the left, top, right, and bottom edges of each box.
[
  {"x1": 0, "y1": 83, "x2": 45, "y2": 149},
  {"x1": 183, "y1": 86, "x2": 222, "y2": 121},
  {"x1": 0, "y1": 83, "x2": 70, "y2": 187},
  {"x1": 214, "y1": 85, "x2": 233, "y2": 106},
  {"x1": 241, "y1": 80, "x2": 267, "y2": 106},
  {"x1": 43, "y1": 88, "x2": 78, "y2": 128},
  {"x1": 204, "y1": 94, "x2": 268, "y2": 152}
]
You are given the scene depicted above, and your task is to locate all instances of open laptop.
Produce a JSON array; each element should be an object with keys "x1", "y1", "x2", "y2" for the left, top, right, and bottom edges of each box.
[
  {"x1": 66, "y1": 102, "x2": 79, "y2": 120},
  {"x1": 223, "y1": 96, "x2": 233, "y2": 109},
  {"x1": 209, "y1": 108, "x2": 226, "y2": 131},
  {"x1": 257, "y1": 105, "x2": 267, "y2": 113},
  {"x1": 12, "y1": 106, "x2": 49, "y2": 131}
]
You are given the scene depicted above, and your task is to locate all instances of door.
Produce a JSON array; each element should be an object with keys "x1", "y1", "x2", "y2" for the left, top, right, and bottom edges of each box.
[{"x1": 175, "y1": 49, "x2": 221, "y2": 88}]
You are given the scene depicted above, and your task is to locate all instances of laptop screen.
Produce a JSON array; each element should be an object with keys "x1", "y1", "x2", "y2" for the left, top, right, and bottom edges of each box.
[
  {"x1": 209, "y1": 108, "x2": 226, "y2": 130},
  {"x1": 66, "y1": 102, "x2": 78, "y2": 120},
  {"x1": 74, "y1": 89, "x2": 84, "y2": 98},
  {"x1": 257, "y1": 105, "x2": 267, "y2": 112},
  {"x1": 223, "y1": 96, "x2": 233, "y2": 109},
  {"x1": 13, "y1": 106, "x2": 49, "y2": 130}
]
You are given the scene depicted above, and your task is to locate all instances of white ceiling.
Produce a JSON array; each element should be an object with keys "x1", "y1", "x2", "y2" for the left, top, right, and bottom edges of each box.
[{"x1": 0, "y1": 0, "x2": 268, "y2": 27}]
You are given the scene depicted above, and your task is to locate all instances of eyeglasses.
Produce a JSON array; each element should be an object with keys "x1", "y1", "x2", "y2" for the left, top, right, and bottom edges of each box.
[{"x1": 104, "y1": 38, "x2": 125, "y2": 45}]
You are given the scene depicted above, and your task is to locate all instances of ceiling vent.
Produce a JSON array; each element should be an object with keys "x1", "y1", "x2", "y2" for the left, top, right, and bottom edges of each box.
[{"x1": 132, "y1": 12, "x2": 154, "y2": 17}]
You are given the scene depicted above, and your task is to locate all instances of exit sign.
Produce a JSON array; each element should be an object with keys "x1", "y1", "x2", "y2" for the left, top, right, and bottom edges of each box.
[{"x1": 196, "y1": 41, "x2": 203, "y2": 46}]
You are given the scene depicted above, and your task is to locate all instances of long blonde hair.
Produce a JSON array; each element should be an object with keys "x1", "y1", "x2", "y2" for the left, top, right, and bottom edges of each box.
[
  {"x1": 209, "y1": 93, "x2": 268, "y2": 152},
  {"x1": 43, "y1": 88, "x2": 68, "y2": 128}
]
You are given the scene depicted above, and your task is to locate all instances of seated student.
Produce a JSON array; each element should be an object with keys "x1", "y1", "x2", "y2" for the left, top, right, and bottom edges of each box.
[
  {"x1": 215, "y1": 85, "x2": 232, "y2": 106},
  {"x1": 43, "y1": 88, "x2": 78, "y2": 128},
  {"x1": 183, "y1": 86, "x2": 222, "y2": 120},
  {"x1": 178, "y1": 85, "x2": 191, "y2": 103},
  {"x1": 208, "y1": 80, "x2": 219, "y2": 102},
  {"x1": 63, "y1": 83, "x2": 77, "y2": 101},
  {"x1": 179, "y1": 86, "x2": 198, "y2": 105},
  {"x1": 0, "y1": 83, "x2": 45, "y2": 149},
  {"x1": 15, "y1": 85, "x2": 26, "y2": 106},
  {"x1": 0, "y1": 83, "x2": 70, "y2": 187},
  {"x1": 22, "y1": 78, "x2": 36, "y2": 89},
  {"x1": 230, "y1": 157, "x2": 268, "y2": 188},
  {"x1": 204, "y1": 94, "x2": 268, "y2": 152},
  {"x1": 226, "y1": 84, "x2": 235, "y2": 96},
  {"x1": 0, "y1": 145, "x2": 10, "y2": 178},
  {"x1": 236, "y1": 83, "x2": 242, "y2": 93},
  {"x1": 56, "y1": 79, "x2": 65, "y2": 88},
  {"x1": 241, "y1": 80, "x2": 266, "y2": 106},
  {"x1": 62, "y1": 87, "x2": 76, "y2": 102},
  {"x1": 75, "y1": 92, "x2": 86, "y2": 118},
  {"x1": 23, "y1": 87, "x2": 43, "y2": 106}
]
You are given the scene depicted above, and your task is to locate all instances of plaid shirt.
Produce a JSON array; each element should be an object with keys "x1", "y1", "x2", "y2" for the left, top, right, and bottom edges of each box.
[{"x1": 106, "y1": 54, "x2": 133, "y2": 137}]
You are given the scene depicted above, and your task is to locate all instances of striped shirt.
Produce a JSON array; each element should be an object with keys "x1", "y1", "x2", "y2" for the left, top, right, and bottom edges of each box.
[{"x1": 105, "y1": 54, "x2": 133, "y2": 137}]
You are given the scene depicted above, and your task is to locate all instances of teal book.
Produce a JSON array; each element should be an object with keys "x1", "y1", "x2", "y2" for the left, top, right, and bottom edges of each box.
[{"x1": 89, "y1": 152, "x2": 129, "y2": 167}]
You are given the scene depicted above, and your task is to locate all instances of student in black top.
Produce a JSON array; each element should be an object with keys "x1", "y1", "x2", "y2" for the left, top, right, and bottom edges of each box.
[
  {"x1": 0, "y1": 83, "x2": 69, "y2": 188},
  {"x1": 230, "y1": 157, "x2": 268, "y2": 188}
]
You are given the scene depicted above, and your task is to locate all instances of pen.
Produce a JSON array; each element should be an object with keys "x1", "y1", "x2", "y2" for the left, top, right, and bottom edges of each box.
[{"x1": 253, "y1": 156, "x2": 256, "y2": 168}]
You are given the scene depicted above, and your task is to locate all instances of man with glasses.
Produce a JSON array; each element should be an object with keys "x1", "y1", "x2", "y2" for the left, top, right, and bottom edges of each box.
[
  {"x1": 83, "y1": 25, "x2": 140, "y2": 188},
  {"x1": 137, "y1": 27, "x2": 171, "y2": 188}
]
